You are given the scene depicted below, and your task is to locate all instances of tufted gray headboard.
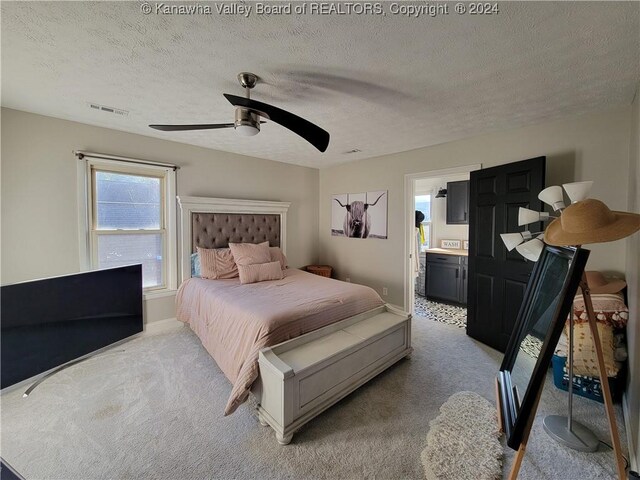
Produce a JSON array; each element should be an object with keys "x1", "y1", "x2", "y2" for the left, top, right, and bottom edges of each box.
[
  {"x1": 177, "y1": 196, "x2": 291, "y2": 282},
  {"x1": 191, "y1": 213, "x2": 281, "y2": 252}
]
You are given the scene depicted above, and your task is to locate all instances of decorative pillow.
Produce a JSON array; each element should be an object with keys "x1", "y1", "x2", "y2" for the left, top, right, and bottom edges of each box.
[
  {"x1": 269, "y1": 247, "x2": 288, "y2": 270},
  {"x1": 190, "y1": 252, "x2": 201, "y2": 278},
  {"x1": 568, "y1": 321, "x2": 620, "y2": 377},
  {"x1": 228, "y1": 241, "x2": 271, "y2": 266},
  {"x1": 237, "y1": 261, "x2": 284, "y2": 285},
  {"x1": 572, "y1": 293, "x2": 629, "y2": 329},
  {"x1": 197, "y1": 247, "x2": 239, "y2": 280}
]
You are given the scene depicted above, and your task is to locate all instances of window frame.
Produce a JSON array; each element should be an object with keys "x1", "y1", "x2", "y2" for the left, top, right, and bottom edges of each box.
[
  {"x1": 415, "y1": 193, "x2": 433, "y2": 252},
  {"x1": 421, "y1": 220, "x2": 432, "y2": 251},
  {"x1": 79, "y1": 157, "x2": 177, "y2": 298}
]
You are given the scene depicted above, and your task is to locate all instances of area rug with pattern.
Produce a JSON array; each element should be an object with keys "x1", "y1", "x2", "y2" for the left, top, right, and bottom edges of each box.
[
  {"x1": 414, "y1": 296, "x2": 467, "y2": 328},
  {"x1": 421, "y1": 391, "x2": 503, "y2": 480}
]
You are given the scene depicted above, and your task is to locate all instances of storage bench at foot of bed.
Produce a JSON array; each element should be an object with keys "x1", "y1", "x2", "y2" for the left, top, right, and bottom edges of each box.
[{"x1": 252, "y1": 304, "x2": 412, "y2": 445}]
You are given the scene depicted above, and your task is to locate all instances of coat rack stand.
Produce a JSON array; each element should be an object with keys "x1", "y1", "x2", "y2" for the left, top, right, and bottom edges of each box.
[
  {"x1": 505, "y1": 272, "x2": 626, "y2": 480},
  {"x1": 542, "y1": 299, "x2": 599, "y2": 452}
]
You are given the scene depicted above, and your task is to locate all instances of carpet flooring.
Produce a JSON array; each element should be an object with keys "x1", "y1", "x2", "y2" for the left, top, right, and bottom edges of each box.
[{"x1": 0, "y1": 317, "x2": 627, "y2": 480}]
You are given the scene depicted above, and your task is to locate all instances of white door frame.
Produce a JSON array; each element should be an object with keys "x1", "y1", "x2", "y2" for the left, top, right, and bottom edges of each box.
[{"x1": 403, "y1": 164, "x2": 482, "y2": 314}]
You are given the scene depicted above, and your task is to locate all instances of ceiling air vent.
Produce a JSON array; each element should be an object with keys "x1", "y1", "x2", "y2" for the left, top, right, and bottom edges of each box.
[{"x1": 87, "y1": 102, "x2": 129, "y2": 117}]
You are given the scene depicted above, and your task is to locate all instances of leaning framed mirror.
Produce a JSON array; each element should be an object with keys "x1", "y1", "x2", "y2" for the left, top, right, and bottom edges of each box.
[{"x1": 497, "y1": 244, "x2": 589, "y2": 450}]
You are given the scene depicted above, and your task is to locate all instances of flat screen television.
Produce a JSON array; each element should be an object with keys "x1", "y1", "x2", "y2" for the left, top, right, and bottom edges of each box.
[{"x1": 1, "y1": 265, "x2": 143, "y2": 389}]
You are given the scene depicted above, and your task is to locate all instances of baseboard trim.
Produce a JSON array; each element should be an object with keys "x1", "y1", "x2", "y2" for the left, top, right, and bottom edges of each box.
[
  {"x1": 144, "y1": 317, "x2": 183, "y2": 335},
  {"x1": 623, "y1": 392, "x2": 638, "y2": 471}
]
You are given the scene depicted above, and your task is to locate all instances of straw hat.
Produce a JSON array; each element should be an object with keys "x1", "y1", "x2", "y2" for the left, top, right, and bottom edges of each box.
[
  {"x1": 544, "y1": 198, "x2": 640, "y2": 246},
  {"x1": 584, "y1": 271, "x2": 626, "y2": 294}
]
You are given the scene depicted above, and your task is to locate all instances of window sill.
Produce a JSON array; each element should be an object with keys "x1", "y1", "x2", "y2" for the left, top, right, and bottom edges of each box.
[{"x1": 143, "y1": 288, "x2": 177, "y2": 300}]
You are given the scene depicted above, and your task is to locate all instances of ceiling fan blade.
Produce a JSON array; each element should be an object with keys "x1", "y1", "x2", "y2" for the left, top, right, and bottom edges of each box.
[
  {"x1": 149, "y1": 123, "x2": 235, "y2": 131},
  {"x1": 223, "y1": 94, "x2": 330, "y2": 152}
]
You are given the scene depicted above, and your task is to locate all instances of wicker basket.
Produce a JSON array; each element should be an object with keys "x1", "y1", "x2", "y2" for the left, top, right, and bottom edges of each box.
[{"x1": 306, "y1": 265, "x2": 333, "y2": 278}]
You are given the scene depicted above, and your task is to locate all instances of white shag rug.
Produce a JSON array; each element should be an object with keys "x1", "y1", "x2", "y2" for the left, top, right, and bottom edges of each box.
[{"x1": 421, "y1": 391, "x2": 503, "y2": 480}]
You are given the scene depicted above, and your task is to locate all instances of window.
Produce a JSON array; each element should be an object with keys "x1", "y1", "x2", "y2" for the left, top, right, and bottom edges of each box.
[
  {"x1": 81, "y1": 156, "x2": 176, "y2": 295},
  {"x1": 415, "y1": 194, "x2": 431, "y2": 251}
]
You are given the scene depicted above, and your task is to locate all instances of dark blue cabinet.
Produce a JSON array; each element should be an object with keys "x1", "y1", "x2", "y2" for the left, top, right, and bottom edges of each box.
[
  {"x1": 446, "y1": 180, "x2": 470, "y2": 225},
  {"x1": 425, "y1": 253, "x2": 467, "y2": 305}
]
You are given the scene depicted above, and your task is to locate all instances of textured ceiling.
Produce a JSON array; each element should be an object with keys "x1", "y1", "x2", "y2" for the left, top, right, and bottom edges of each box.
[{"x1": 1, "y1": 2, "x2": 639, "y2": 168}]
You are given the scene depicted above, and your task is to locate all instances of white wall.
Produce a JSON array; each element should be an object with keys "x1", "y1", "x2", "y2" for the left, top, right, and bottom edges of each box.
[
  {"x1": 625, "y1": 84, "x2": 640, "y2": 470},
  {"x1": 319, "y1": 107, "x2": 632, "y2": 306},
  {"x1": 1, "y1": 108, "x2": 319, "y2": 323}
]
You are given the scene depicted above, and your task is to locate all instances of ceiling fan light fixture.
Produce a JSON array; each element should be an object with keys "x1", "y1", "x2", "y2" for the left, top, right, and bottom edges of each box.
[
  {"x1": 234, "y1": 108, "x2": 260, "y2": 136},
  {"x1": 149, "y1": 73, "x2": 330, "y2": 151},
  {"x1": 235, "y1": 124, "x2": 260, "y2": 136}
]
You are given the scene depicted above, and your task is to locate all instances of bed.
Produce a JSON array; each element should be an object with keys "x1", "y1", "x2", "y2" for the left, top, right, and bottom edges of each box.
[{"x1": 176, "y1": 196, "x2": 387, "y2": 416}]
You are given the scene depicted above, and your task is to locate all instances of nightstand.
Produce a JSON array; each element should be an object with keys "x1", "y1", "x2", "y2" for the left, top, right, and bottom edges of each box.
[{"x1": 306, "y1": 265, "x2": 333, "y2": 278}]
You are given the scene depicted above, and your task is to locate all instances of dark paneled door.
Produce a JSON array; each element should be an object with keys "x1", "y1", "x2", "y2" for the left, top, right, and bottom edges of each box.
[{"x1": 466, "y1": 157, "x2": 546, "y2": 352}]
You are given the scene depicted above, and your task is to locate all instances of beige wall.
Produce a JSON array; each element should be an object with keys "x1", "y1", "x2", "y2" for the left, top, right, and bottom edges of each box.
[
  {"x1": 625, "y1": 84, "x2": 640, "y2": 470},
  {"x1": 0, "y1": 108, "x2": 319, "y2": 323},
  {"x1": 319, "y1": 107, "x2": 632, "y2": 306}
]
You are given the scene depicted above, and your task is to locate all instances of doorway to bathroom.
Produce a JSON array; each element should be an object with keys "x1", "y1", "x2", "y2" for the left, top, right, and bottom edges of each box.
[{"x1": 404, "y1": 164, "x2": 480, "y2": 327}]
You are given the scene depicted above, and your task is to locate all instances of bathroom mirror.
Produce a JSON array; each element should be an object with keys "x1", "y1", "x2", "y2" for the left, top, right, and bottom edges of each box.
[{"x1": 497, "y1": 245, "x2": 589, "y2": 450}]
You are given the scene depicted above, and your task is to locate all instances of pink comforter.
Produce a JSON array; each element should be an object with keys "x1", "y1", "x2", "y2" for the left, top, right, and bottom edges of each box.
[{"x1": 176, "y1": 269, "x2": 384, "y2": 415}]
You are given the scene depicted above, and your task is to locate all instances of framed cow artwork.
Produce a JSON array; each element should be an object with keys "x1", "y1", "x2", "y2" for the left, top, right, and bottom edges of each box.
[{"x1": 331, "y1": 190, "x2": 388, "y2": 239}]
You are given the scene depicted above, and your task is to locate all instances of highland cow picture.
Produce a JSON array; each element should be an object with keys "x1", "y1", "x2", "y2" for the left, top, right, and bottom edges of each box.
[{"x1": 331, "y1": 190, "x2": 388, "y2": 239}]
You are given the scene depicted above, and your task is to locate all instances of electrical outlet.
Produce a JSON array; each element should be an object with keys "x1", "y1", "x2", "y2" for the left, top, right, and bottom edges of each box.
[
  {"x1": 345, "y1": 277, "x2": 351, "y2": 283},
  {"x1": 382, "y1": 287, "x2": 388, "y2": 296}
]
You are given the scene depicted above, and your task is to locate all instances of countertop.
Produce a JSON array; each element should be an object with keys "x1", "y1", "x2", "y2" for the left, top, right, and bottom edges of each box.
[{"x1": 425, "y1": 248, "x2": 469, "y2": 257}]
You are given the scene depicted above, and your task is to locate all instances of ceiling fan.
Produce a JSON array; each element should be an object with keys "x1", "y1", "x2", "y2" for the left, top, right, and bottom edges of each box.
[{"x1": 149, "y1": 72, "x2": 330, "y2": 152}]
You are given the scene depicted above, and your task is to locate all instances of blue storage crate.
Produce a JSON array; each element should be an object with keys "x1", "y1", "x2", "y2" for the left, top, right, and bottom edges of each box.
[{"x1": 552, "y1": 355, "x2": 623, "y2": 403}]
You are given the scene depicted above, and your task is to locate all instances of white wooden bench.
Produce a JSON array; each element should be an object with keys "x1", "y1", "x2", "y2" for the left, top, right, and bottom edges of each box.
[{"x1": 251, "y1": 305, "x2": 412, "y2": 444}]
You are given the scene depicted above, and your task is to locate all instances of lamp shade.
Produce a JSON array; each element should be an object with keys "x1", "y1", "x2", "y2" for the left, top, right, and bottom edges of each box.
[
  {"x1": 500, "y1": 231, "x2": 533, "y2": 251},
  {"x1": 538, "y1": 186, "x2": 566, "y2": 211},
  {"x1": 563, "y1": 181, "x2": 593, "y2": 203},
  {"x1": 515, "y1": 237, "x2": 544, "y2": 261},
  {"x1": 518, "y1": 207, "x2": 550, "y2": 226},
  {"x1": 435, "y1": 188, "x2": 447, "y2": 198}
]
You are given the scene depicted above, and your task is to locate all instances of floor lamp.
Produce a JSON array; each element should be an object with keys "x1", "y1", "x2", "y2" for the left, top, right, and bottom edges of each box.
[{"x1": 501, "y1": 181, "x2": 640, "y2": 479}]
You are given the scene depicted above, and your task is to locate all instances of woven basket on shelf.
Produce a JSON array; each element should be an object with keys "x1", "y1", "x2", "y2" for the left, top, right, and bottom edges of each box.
[{"x1": 306, "y1": 265, "x2": 332, "y2": 278}]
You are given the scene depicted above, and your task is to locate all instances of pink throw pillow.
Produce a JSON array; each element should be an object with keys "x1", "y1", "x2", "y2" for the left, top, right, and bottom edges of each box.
[
  {"x1": 197, "y1": 247, "x2": 239, "y2": 279},
  {"x1": 228, "y1": 241, "x2": 271, "y2": 266},
  {"x1": 238, "y1": 261, "x2": 284, "y2": 285},
  {"x1": 269, "y1": 247, "x2": 288, "y2": 270}
]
